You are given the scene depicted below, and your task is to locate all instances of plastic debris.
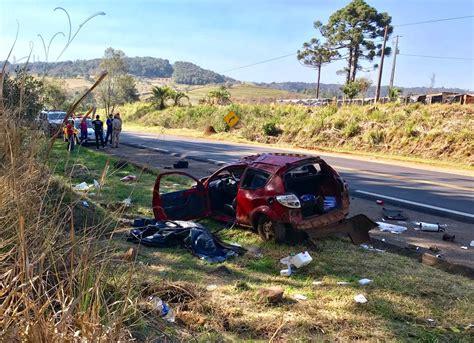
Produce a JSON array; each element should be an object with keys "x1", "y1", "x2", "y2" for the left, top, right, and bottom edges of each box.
[
  {"x1": 435, "y1": 254, "x2": 443, "y2": 258},
  {"x1": 382, "y1": 208, "x2": 407, "y2": 220},
  {"x1": 279, "y1": 251, "x2": 312, "y2": 276},
  {"x1": 323, "y1": 196, "x2": 337, "y2": 211},
  {"x1": 376, "y1": 199, "x2": 384, "y2": 205},
  {"x1": 73, "y1": 182, "x2": 92, "y2": 191},
  {"x1": 337, "y1": 281, "x2": 350, "y2": 286},
  {"x1": 293, "y1": 294, "x2": 308, "y2": 301},
  {"x1": 354, "y1": 294, "x2": 368, "y2": 304},
  {"x1": 93, "y1": 179, "x2": 100, "y2": 188},
  {"x1": 461, "y1": 246, "x2": 468, "y2": 250},
  {"x1": 122, "y1": 197, "x2": 132, "y2": 207},
  {"x1": 470, "y1": 241, "x2": 474, "y2": 247},
  {"x1": 206, "y1": 284, "x2": 218, "y2": 292},
  {"x1": 415, "y1": 222, "x2": 446, "y2": 232},
  {"x1": 81, "y1": 201, "x2": 89, "y2": 208},
  {"x1": 280, "y1": 268, "x2": 292, "y2": 277},
  {"x1": 358, "y1": 278, "x2": 373, "y2": 286},
  {"x1": 442, "y1": 233, "x2": 456, "y2": 242},
  {"x1": 377, "y1": 222, "x2": 407, "y2": 234},
  {"x1": 149, "y1": 296, "x2": 176, "y2": 322},
  {"x1": 312, "y1": 281, "x2": 324, "y2": 286},
  {"x1": 360, "y1": 244, "x2": 386, "y2": 253},
  {"x1": 121, "y1": 175, "x2": 137, "y2": 182}
]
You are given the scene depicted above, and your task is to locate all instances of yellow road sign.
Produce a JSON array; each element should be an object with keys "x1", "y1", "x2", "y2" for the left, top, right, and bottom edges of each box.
[{"x1": 224, "y1": 111, "x2": 239, "y2": 127}]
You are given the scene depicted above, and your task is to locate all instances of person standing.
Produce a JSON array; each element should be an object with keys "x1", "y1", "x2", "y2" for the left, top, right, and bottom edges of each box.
[
  {"x1": 105, "y1": 114, "x2": 114, "y2": 145},
  {"x1": 92, "y1": 115, "x2": 105, "y2": 149},
  {"x1": 65, "y1": 119, "x2": 75, "y2": 151},
  {"x1": 112, "y1": 113, "x2": 122, "y2": 148},
  {"x1": 80, "y1": 116, "x2": 88, "y2": 144}
]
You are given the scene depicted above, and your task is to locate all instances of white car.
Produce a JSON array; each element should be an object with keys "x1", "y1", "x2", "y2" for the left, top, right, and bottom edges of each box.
[{"x1": 74, "y1": 118, "x2": 104, "y2": 144}]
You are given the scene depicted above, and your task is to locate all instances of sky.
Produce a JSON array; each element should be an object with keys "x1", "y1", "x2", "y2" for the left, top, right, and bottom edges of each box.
[{"x1": 1, "y1": 0, "x2": 473, "y2": 89}]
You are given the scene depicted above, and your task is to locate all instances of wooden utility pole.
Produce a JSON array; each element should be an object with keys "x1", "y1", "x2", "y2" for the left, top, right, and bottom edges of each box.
[
  {"x1": 389, "y1": 35, "x2": 400, "y2": 89},
  {"x1": 374, "y1": 25, "x2": 389, "y2": 103}
]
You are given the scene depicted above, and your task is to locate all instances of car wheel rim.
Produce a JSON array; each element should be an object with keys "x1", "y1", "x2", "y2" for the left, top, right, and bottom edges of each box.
[{"x1": 262, "y1": 221, "x2": 274, "y2": 240}]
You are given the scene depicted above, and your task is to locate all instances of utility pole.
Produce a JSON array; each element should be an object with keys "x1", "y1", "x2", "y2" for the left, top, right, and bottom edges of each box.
[
  {"x1": 389, "y1": 35, "x2": 400, "y2": 89},
  {"x1": 374, "y1": 25, "x2": 389, "y2": 103}
]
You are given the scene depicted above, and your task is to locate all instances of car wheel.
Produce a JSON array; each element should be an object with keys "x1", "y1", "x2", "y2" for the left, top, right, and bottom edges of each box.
[{"x1": 257, "y1": 216, "x2": 286, "y2": 244}]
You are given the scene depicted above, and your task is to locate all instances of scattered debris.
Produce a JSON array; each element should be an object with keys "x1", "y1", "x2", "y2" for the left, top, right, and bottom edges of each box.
[
  {"x1": 73, "y1": 182, "x2": 93, "y2": 191},
  {"x1": 461, "y1": 246, "x2": 468, "y2": 250},
  {"x1": 377, "y1": 222, "x2": 407, "y2": 234},
  {"x1": 279, "y1": 251, "x2": 312, "y2": 276},
  {"x1": 429, "y1": 246, "x2": 440, "y2": 253},
  {"x1": 121, "y1": 175, "x2": 137, "y2": 182},
  {"x1": 358, "y1": 278, "x2": 373, "y2": 286},
  {"x1": 127, "y1": 219, "x2": 246, "y2": 263},
  {"x1": 470, "y1": 241, "x2": 474, "y2": 247},
  {"x1": 173, "y1": 160, "x2": 189, "y2": 169},
  {"x1": 312, "y1": 281, "x2": 324, "y2": 286},
  {"x1": 122, "y1": 197, "x2": 132, "y2": 207},
  {"x1": 293, "y1": 294, "x2": 308, "y2": 301},
  {"x1": 426, "y1": 318, "x2": 436, "y2": 327},
  {"x1": 435, "y1": 254, "x2": 443, "y2": 259},
  {"x1": 442, "y1": 233, "x2": 456, "y2": 242},
  {"x1": 407, "y1": 244, "x2": 420, "y2": 251},
  {"x1": 354, "y1": 294, "x2": 368, "y2": 304},
  {"x1": 206, "y1": 284, "x2": 218, "y2": 292},
  {"x1": 415, "y1": 222, "x2": 446, "y2": 232},
  {"x1": 81, "y1": 200, "x2": 89, "y2": 208},
  {"x1": 123, "y1": 247, "x2": 137, "y2": 261},
  {"x1": 257, "y1": 287, "x2": 284, "y2": 303},
  {"x1": 148, "y1": 296, "x2": 176, "y2": 322},
  {"x1": 382, "y1": 208, "x2": 407, "y2": 220},
  {"x1": 337, "y1": 281, "x2": 350, "y2": 286},
  {"x1": 360, "y1": 244, "x2": 386, "y2": 252},
  {"x1": 93, "y1": 179, "x2": 100, "y2": 188},
  {"x1": 376, "y1": 199, "x2": 384, "y2": 205}
]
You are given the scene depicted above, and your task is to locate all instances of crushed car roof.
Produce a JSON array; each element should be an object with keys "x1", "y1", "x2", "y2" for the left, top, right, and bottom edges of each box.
[{"x1": 240, "y1": 153, "x2": 322, "y2": 168}]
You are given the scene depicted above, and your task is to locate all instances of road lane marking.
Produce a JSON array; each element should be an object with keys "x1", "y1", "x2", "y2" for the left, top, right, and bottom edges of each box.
[
  {"x1": 335, "y1": 166, "x2": 473, "y2": 192},
  {"x1": 354, "y1": 190, "x2": 474, "y2": 219}
]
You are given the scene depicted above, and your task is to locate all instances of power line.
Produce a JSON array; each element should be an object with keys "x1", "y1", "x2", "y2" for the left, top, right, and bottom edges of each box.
[
  {"x1": 220, "y1": 52, "x2": 296, "y2": 73},
  {"x1": 399, "y1": 53, "x2": 474, "y2": 61},
  {"x1": 395, "y1": 15, "x2": 474, "y2": 27}
]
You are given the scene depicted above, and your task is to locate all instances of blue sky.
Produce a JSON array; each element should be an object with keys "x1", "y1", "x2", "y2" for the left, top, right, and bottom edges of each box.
[{"x1": 1, "y1": 0, "x2": 473, "y2": 89}]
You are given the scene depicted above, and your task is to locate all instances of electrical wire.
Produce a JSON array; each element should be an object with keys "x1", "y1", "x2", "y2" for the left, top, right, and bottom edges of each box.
[
  {"x1": 220, "y1": 52, "x2": 297, "y2": 73},
  {"x1": 399, "y1": 53, "x2": 474, "y2": 61},
  {"x1": 395, "y1": 15, "x2": 474, "y2": 27}
]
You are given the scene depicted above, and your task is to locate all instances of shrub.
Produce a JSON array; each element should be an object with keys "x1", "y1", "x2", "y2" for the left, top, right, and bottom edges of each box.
[
  {"x1": 262, "y1": 120, "x2": 282, "y2": 136},
  {"x1": 343, "y1": 122, "x2": 361, "y2": 137},
  {"x1": 364, "y1": 129, "x2": 385, "y2": 145}
]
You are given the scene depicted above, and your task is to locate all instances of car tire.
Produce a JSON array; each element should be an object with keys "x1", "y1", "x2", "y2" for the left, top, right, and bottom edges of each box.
[{"x1": 257, "y1": 216, "x2": 286, "y2": 244}]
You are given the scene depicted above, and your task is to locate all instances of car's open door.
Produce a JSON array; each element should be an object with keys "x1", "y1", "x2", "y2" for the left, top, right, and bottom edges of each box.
[{"x1": 152, "y1": 171, "x2": 209, "y2": 221}]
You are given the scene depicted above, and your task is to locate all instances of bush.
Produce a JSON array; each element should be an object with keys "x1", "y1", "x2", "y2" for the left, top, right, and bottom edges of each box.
[
  {"x1": 343, "y1": 122, "x2": 361, "y2": 137},
  {"x1": 262, "y1": 121, "x2": 282, "y2": 136}
]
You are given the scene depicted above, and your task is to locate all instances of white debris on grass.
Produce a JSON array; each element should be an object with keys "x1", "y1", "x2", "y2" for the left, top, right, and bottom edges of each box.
[
  {"x1": 206, "y1": 284, "x2": 218, "y2": 292},
  {"x1": 354, "y1": 294, "x2": 368, "y2": 304},
  {"x1": 312, "y1": 281, "x2": 324, "y2": 286},
  {"x1": 360, "y1": 244, "x2": 386, "y2": 253},
  {"x1": 358, "y1": 278, "x2": 373, "y2": 286},
  {"x1": 337, "y1": 281, "x2": 350, "y2": 286},
  {"x1": 122, "y1": 197, "x2": 132, "y2": 207},
  {"x1": 293, "y1": 294, "x2": 308, "y2": 301}
]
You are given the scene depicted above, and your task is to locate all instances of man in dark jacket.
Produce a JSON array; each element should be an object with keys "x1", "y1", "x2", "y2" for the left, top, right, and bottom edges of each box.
[
  {"x1": 92, "y1": 115, "x2": 105, "y2": 149},
  {"x1": 105, "y1": 114, "x2": 113, "y2": 145}
]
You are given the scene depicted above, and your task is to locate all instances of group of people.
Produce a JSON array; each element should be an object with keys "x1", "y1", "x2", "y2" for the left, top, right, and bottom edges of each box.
[{"x1": 65, "y1": 111, "x2": 122, "y2": 152}]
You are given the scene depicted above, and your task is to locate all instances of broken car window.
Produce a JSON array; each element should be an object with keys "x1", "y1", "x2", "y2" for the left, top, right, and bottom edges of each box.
[{"x1": 241, "y1": 169, "x2": 270, "y2": 190}]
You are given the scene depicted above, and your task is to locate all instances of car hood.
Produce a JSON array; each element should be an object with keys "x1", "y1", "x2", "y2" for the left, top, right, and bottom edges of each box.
[{"x1": 49, "y1": 119, "x2": 64, "y2": 125}]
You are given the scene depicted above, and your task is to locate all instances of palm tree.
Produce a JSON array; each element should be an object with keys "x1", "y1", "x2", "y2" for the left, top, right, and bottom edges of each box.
[
  {"x1": 151, "y1": 86, "x2": 172, "y2": 110},
  {"x1": 171, "y1": 90, "x2": 189, "y2": 106}
]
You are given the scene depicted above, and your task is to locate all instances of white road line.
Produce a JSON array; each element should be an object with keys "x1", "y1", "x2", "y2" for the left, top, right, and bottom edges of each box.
[{"x1": 354, "y1": 190, "x2": 474, "y2": 219}]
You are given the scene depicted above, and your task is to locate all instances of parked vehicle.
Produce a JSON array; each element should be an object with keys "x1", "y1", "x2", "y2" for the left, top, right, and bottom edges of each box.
[
  {"x1": 153, "y1": 153, "x2": 375, "y2": 244},
  {"x1": 38, "y1": 110, "x2": 67, "y2": 136},
  {"x1": 72, "y1": 118, "x2": 102, "y2": 144}
]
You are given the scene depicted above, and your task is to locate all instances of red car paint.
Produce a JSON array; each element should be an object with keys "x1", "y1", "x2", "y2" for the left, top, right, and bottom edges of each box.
[{"x1": 152, "y1": 153, "x2": 349, "y2": 235}]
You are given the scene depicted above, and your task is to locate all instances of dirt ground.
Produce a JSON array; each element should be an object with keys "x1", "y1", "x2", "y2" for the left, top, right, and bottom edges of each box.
[{"x1": 103, "y1": 145, "x2": 474, "y2": 271}]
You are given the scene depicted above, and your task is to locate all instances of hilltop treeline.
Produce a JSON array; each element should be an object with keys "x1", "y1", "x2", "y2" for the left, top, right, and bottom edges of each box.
[{"x1": 2, "y1": 57, "x2": 234, "y2": 85}]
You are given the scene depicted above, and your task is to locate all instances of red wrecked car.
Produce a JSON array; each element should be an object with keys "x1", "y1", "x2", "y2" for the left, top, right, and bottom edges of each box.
[{"x1": 153, "y1": 153, "x2": 375, "y2": 244}]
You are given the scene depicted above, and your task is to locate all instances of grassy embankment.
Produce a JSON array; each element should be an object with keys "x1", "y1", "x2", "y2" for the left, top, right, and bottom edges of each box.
[
  {"x1": 115, "y1": 101, "x2": 474, "y2": 169},
  {"x1": 45, "y1": 141, "x2": 474, "y2": 341}
]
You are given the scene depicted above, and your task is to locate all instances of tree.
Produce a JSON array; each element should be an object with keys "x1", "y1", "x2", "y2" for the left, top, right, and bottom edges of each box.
[
  {"x1": 318, "y1": 0, "x2": 393, "y2": 83},
  {"x1": 388, "y1": 86, "x2": 400, "y2": 101},
  {"x1": 170, "y1": 89, "x2": 189, "y2": 106},
  {"x1": 151, "y1": 86, "x2": 173, "y2": 110},
  {"x1": 43, "y1": 79, "x2": 68, "y2": 109},
  {"x1": 341, "y1": 81, "x2": 360, "y2": 99},
  {"x1": 1, "y1": 68, "x2": 43, "y2": 117},
  {"x1": 117, "y1": 75, "x2": 139, "y2": 103},
  {"x1": 297, "y1": 38, "x2": 338, "y2": 98},
  {"x1": 97, "y1": 47, "x2": 128, "y2": 115},
  {"x1": 207, "y1": 86, "x2": 231, "y2": 105},
  {"x1": 356, "y1": 77, "x2": 372, "y2": 98}
]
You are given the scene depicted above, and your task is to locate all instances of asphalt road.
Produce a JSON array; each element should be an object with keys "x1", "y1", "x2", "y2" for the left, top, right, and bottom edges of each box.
[{"x1": 120, "y1": 131, "x2": 474, "y2": 222}]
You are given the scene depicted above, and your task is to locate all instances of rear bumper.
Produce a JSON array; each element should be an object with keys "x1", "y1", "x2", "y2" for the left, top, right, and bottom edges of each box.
[{"x1": 289, "y1": 208, "x2": 349, "y2": 230}]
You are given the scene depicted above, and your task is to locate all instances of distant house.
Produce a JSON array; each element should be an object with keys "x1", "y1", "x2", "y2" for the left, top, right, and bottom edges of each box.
[
  {"x1": 446, "y1": 93, "x2": 474, "y2": 105},
  {"x1": 425, "y1": 92, "x2": 458, "y2": 104}
]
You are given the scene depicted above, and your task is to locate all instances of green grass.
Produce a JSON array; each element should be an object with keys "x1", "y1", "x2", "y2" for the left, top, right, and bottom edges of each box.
[{"x1": 50, "y1": 143, "x2": 474, "y2": 341}]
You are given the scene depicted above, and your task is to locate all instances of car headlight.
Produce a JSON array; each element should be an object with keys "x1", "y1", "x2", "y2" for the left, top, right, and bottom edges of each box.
[{"x1": 276, "y1": 194, "x2": 301, "y2": 209}]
